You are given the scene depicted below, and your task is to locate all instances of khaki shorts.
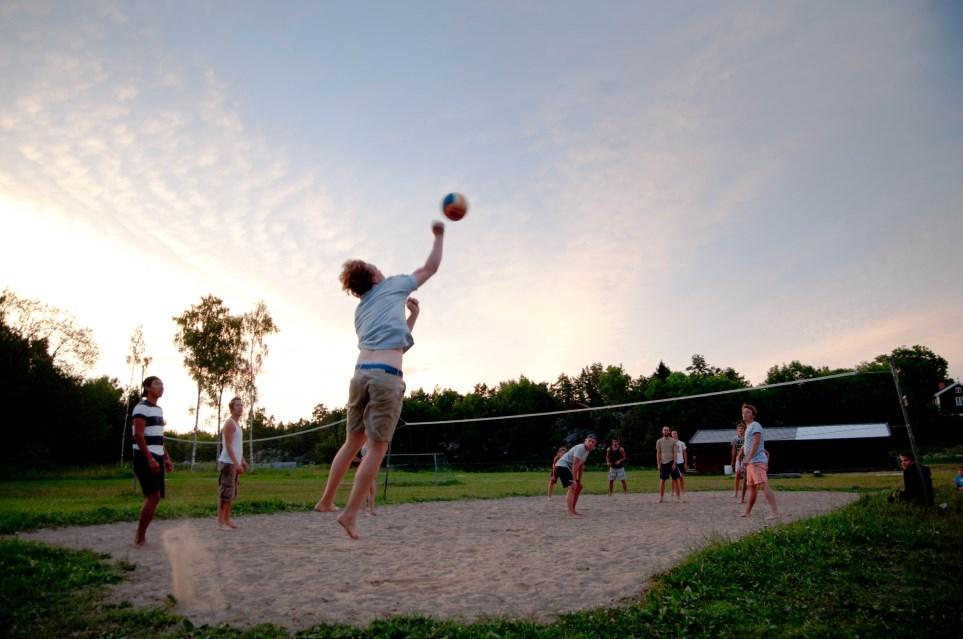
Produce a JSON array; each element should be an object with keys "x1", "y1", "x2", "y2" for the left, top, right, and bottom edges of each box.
[
  {"x1": 218, "y1": 462, "x2": 239, "y2": 501},
  {"x1": 346, "y1": 369, "x2": 406, "y2": 442}
]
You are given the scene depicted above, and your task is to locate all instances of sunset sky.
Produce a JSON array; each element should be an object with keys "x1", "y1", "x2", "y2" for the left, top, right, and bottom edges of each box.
[{"x1": 2, "y1": 1, "x2": 961, "y2": 434}]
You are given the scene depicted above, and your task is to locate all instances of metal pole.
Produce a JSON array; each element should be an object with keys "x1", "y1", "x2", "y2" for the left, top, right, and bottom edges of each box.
[
  {"x1": 382, "y1": 440, "x2": 392, "y2": 500},
  {"x1": 888, "y1": 356, "x2": 930, "y2": 503}
]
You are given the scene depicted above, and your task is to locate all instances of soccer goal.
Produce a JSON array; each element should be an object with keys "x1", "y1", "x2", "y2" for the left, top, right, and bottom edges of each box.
[{"x1": 380, "y1": 451, "x2": 456, "y2": 496}]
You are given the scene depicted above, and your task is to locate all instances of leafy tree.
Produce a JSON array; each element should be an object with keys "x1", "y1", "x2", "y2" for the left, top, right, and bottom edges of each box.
[
  {"x1": 236, "y1": 301, "x2": 278, "y2": 468},
  {"x1": 172, "y1": 295, "x2": 243, "y2": 468},
  {"x1": 0, "y1": 288, "x2": 100, "y2": 376},
  {"x1": 0, "y1": 319, "x2": 124, "y2": 468},
  {"x1": 859, "y1": 345, "x2": 950, "y2": 443},
  {"x1": 120, "y1": 325, "x2": 150, "y2": 465}
]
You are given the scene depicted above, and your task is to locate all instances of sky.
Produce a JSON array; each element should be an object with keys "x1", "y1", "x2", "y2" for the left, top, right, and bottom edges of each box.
[{"x1": 2, "y1": 1, "x2": 961, "y2": 434}]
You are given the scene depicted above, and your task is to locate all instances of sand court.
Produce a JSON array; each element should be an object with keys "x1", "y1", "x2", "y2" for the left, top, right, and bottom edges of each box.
[{"x1": 17, "y1": 491, "x2": 857, "y2": 629}]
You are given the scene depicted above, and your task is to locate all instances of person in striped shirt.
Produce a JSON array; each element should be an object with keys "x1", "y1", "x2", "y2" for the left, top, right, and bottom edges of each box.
[{"x1": 131, "y1": 376, "x2": 173, "y2": 547}]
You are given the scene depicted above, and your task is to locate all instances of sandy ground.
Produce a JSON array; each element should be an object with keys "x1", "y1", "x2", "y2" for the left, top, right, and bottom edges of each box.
[{"x1": 17, "y1": 491, "x2": 857, "y2": 629}]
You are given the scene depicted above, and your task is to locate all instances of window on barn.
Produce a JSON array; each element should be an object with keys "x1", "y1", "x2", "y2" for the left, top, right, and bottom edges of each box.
[{"x1": 956, "y1": 397, "x2": 963, "y2": 407}]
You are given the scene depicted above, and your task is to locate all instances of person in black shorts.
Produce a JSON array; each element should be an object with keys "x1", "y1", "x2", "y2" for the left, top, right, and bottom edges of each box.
[{"x1": 131, "y1": 376, "x2": 174, "y2": 547}]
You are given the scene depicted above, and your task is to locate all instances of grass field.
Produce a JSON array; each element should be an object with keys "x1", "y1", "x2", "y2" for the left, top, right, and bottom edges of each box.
[
  {"x1": 0, "y1": 464, "x2": 939, "y2": 534},
  {"x1": 2, "y1": 465, "x2": 962, "y2": 638}
]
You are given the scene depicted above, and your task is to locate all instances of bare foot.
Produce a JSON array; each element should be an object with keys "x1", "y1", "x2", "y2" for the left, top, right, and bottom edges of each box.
[
  {"x1": 740, "y1": 512, "x2": 750, "y2": 518},
  {"x1": 218, "y1": 523, "x2": 234, "y2": 531},
  {"x1": 336, "y1": 514, "x2": 359, "y2": 540},
  {"x1": 314, "y1": 501, "x2": 339, "y2": 513},
  {"x1": 766, "y1": 513, "x2": 780, "y2": 520},
  {"x1": 131, "y1": 538, "x2": 146, "y2": 548},
  {"x1": 568, "y1": 510, "x2": 584, "y2": 517},
  {"x1": 227, "y1": 520, "x2": 239, "y2": 529}
]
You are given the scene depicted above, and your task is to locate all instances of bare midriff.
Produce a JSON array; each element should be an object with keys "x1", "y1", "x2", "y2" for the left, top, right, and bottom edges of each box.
[{"x1": 357, "y1": 347, "x2": 404, "y2": 370}]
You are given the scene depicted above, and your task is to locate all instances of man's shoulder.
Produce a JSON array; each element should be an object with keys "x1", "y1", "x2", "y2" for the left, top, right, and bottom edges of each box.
[{"x1": 386, "y1": 273, "x2": 418, "y2": 288}]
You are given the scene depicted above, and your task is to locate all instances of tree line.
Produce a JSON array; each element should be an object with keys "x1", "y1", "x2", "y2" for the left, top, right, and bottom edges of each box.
[
  {"x1": 172, "y1": 348, "x2": 957, "y2": 470},
  {"x1": 1, "y1": 288, "x2": 957, "y2": 471}
]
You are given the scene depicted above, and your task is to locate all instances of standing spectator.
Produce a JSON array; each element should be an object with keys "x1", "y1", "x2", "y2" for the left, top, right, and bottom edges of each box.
[
  {"x1": 554, "y1": 434, "x2": 597, "y2": 516},
  {"x1": 217, "y1": 396, "x2": 249, "y2": 530},
  {"x1": 671, "y1": 430, "x2": 687, "y2": 501},
  {"x1": 655, "y1": 426, "x2": 681, "y2": 503},
  {"x1": 131, "y1": 376, "x2": 174, "y2": 547},
  {"x1": 605, "y1": 437, "x2": 628, "y2": 496},
  {"x1": 956, "y1": 465, "x2": 963, "y2": 491},
  {"x1": 740, "y1": 404, "x2": 779, "y2": 519}
]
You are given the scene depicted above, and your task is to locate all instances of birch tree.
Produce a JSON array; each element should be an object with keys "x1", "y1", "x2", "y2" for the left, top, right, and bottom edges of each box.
[
  {"x1": 236, "y1": 301, "x2": 278, "y2": 469},
  {"x1": 173, "y1": 295, "x2": 242, "y2": 469}
]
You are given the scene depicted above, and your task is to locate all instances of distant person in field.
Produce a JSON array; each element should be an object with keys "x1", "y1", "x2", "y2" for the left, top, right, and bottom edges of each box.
[
  {"x1": 554, "y1": 434, "x2": 597, "y2": 516},
  {"x1": 897, "y1": 452, "x2": 934, "y2": 504},
  {"x1": 314, "y1": 220, "x2": 445, "y2": 539},
  {"x1": 671, "y1": 430, "x2": 687, "y2": 501},
  {"x1": 131, "y1": 376, "x2": 174, "y2": 547},
  {"x1": 217, "y1": 396, "x2": 250, "y2": 531},
  {"x1": 548, "y1": 446, "x2": 568, "y2": 497},
  {"x1": 655, "y1": 426, "x2": 681, "y2": 503},
  {"x1": 605, "y1": 437, "x2": 628, "y2": 495},
  {"x1": 739, "y1": 404, "x2": 779, "y2": 519},
  {"x1": 956, "y1": 465, "x2": 963, "y2": 492},
  {"x1": 731, "y1": 422, "x2": 747, "y2": 502}
]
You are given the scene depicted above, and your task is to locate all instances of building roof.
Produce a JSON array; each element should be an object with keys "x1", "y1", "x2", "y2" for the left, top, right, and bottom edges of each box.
[
  {"x1": 934, "y1": 381, "x2": 961, "y2": 398},
  {"x1": 689, "y1": 423, "x2": 891, "y2": 445}
]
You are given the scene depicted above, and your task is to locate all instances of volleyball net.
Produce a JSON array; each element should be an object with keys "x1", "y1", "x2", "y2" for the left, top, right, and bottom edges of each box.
[{"x1": 160, "y1": 366, "x2": 910, "y2": 483}]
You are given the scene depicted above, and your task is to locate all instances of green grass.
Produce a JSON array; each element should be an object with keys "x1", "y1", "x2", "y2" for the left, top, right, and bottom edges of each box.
[
  {"x1": 2, "y1": 467, "x2": 962, "y2": 637},
  {"x1": 2, "y1": 464, "x2": 945, "y2": 535}
]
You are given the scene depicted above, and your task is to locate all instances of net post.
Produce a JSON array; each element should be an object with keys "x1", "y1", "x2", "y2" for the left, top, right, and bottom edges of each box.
[
  {"x1": 888, "y1": 356, "x2": 930, "y2": 503},
  {"x1": 382, "y1": 441, "x2": 392, "y2": 500}
]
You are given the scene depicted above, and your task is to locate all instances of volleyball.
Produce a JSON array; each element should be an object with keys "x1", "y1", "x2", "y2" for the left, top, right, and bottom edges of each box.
[{"x1": 441, "y1": 192, "x2": 468, "y2": 221}]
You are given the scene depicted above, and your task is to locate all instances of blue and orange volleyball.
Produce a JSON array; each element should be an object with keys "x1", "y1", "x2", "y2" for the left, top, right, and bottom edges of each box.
[{"x1": 441, "y1": 192, "x2": 469, "y2": 221}]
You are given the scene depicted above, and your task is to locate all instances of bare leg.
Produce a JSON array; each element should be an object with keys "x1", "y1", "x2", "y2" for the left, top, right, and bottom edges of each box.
[
  {"x1": 741, "y1": 484, "x2": 758, "y2": 517},
  {"x1": 218, "y1": 499, "x2": 233, "y2": 530},
  {"x1": 367, "y1": 478, "x2": 377, "y2": 515},
  {"x1": 621, "y1": 480, "x2": 628, "y2": 494},
  {"x1": 741, "y1": 474, "x2": 748, "y2": 503},
  {"x1": 226, "y1": 501, "x2": 238, "y2": 528},
  {"x1": 608, "y1": 480, "x2": 614, "y2": 496},
  {"x1": 677, "y1": 476, "x2": 685, "y2": 502},
  {"x1": 315, "y1": 430, "x2": 367, "y2": 512},
  {"x1": 548, "y1": 478, "x2": 555, "y2": 497},
  {"x1": 762, "y1": 483, "x2": 780, "y2": 518},
  {"x1": 134, "y1": 492, "x2": 161, "y2": 546},
  {"x1": 658, "y1": 479, "x2": 666, "y2": 503},
  {"x1": 566, "y1": 483, "x2": 584, "y2": 516},
  {"x1": 337, "y1": 440, "x2": 389, "y2": 539}
]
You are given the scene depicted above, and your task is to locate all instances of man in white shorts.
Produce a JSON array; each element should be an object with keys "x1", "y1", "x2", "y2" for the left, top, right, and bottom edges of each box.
[{"x1": 605, "y1": 436, "x2": 628, "y2": 495}]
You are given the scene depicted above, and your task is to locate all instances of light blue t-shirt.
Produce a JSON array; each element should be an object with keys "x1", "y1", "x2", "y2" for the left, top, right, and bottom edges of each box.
[
  {"x1": 355, "y1": 274, "x2": 419, "y2": 351},
  {"x1": 555, "y1": 443, "x2": 590, "y2": 470},
  {"x1": 743, "y1": 421, "x2": 768, "y2": 465}
]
